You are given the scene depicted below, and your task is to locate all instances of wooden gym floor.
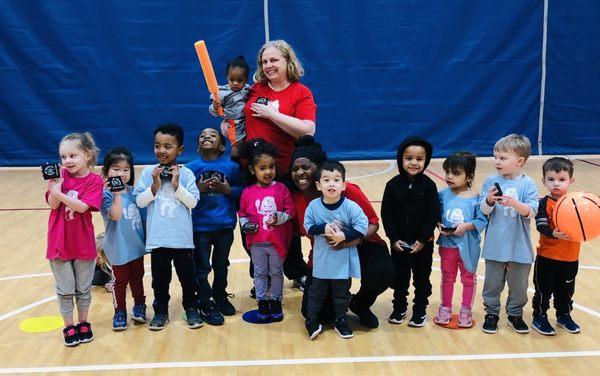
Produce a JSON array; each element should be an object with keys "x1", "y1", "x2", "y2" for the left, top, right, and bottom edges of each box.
[{"x1": 0, "y1": 155, "x2": 599, "y2": 375}]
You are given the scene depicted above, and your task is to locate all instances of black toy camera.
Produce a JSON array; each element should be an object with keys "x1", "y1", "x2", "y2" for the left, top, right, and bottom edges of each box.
[
  {"x1": 41, "y1": 162, "x2": 61, "y2": 180},
  {"x1": 108, "y1": 176, "x2": 125, "y2": 192},
  {"x1": 159, "y1": 164, "x2": 172, "y2": 180},
  {"x1": 256, "y1": 97, "x2": 269, "y2": 105}
]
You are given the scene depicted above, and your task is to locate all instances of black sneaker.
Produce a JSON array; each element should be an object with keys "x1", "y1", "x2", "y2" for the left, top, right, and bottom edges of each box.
[
  {"x1": 199, "y1": 300, "x2": 224, "y2": 326},
  {"x1": 257, "y1": 300, "x2": 270, "y2": 322},
  {"x1": 149, "y1": 313, "x2": 169, "y2": 331},
  {"x1": 292, "y1": 275, "x2": 307, "y2": 291},
  {"x1": 408, "y1": 313, "x2": 427, "y2": 328},
  {"x1": 184, "y1": 308, "x2": 204, "y2": 329},
  {"x1": 557, "y1": 314, "x2": 581, "y2": 334},
  {"x1": 305, "y1": 319, "x2": 323, "y2": 340},
  {"x1": 270, "y1": 300, "x2": 284, "y2": 322},
  {"x1": 214, "y1": 294, "x2": 236, "y2": 316},
  {"x1": 91, "y1": 265, "x2": 111, "y2": 286},
  {"x1": 249, "y1": 286, "x2": 256, "y2": 299},
  {"x1": 482, "y1": 314, "x2": 500, "y2": 334},
  {"x1": 76, "y1": 321, "x2": 94, "y2": 343},
  {"x1": 507, "y1": 315, "x2": 529, "y2": 334},
  {"x1": 63, "y1": 325, "x2": 79, "y2": 347},
  {"x1": 388, "y1": 308, "x2": 407, "y2": 324},
  {"x1": 349, "y1": 296, "x2": 379, "y2": 329},
  {"x1": 334, "y1": 317, "x2": 354, "y2": 339},
  {"x1": 532, "y1": 315, "x2": 555, "y2": 336}
]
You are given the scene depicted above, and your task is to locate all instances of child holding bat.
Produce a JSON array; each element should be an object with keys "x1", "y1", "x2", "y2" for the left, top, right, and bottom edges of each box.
[
  {"x1": 209, "y1": 56, "x2": 251, "y2": 162},
  {"x1": 185, "y1": 127, "x2": 244, "y2": 324}
]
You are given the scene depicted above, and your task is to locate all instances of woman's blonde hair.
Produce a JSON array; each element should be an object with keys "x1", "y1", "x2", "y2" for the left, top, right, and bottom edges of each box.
[
  {"x1": 254, "y1": 40, "x2": 304, "y2": 84},
  {"x1": 60, "y1": 132, "x2": 100, "y2": 167}
]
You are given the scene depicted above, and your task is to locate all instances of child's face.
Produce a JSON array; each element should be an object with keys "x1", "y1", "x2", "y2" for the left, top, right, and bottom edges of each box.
[
  {"x1": 291, "y1": 157, "x2": 318, "y2": 192},
  {"x1": 493, "y1": 150, "x2": 525, "y2": 177},
  {"x1": 107, "y1": 159, "x2": 132, "y2": 185},
  {"x1": 316, "y1": 169, "x2": 346, "y2": 202},
  {"x1": 227, "y1": 67, "x2": 248, "y2": 92},
  {"x1": 197, "y1": 128, "x2": 225, "y2": 154},
  {"x1": 250, "y1": 154, "x2": 276, "y2": 186},
  {"x1": 402, "y1": 145, "x2": 427, "y2": 176},
  {"x1": 154, "y1": 132, "x2": 183, "y2": 165},
  {"x1": 59, "y1": 140, "x2": 92, "y2": 176},
  {"x1": 543, "y1": 170, "x2": 573, "y2": 198},
  {"x1": 445, "y1": 167, "x2": 470, "y2": 190}
]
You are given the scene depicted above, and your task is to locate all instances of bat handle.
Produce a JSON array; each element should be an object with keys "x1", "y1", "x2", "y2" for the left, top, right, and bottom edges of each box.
[{"x1": 217, "y1": 107, "x2": 224, "y2": 117}]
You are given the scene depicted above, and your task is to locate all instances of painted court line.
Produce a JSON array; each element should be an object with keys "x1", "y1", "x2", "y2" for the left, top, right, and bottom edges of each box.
[
  {"x1": 348, "y1": 160, "x2": 396, "y2": 180},
  {"x1": 0, "y1": 296, "x2": 56, "y2": 323},
  {"x1": 1, "y1": 350, "x2": 599, "y2": 373}
]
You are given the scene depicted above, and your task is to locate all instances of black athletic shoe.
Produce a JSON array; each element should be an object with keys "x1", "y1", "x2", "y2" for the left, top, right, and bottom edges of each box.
[
  {"x1": 215, "y1": 294, "x2": 236, "y2": 316},
  {"x1": 199, "y1": 300, "x2": 224, "y2": 326},
  {"x1": 292, "y1": 275, "x2": 307, "y2": 291},
  {"x1": 482, "y1": 314, "x2": 500, "y2": 334},
  {"x1": 388, "y1": 308, "x2": 407, "y2": 324},
  {"x1": 532, "y1": 315, "x2": 555, "y2": 336},
  {"x1": 334, "y1": 317, "x2": 354, "y2": 339},
  {"x1": 408, "y1": 313, "x2": 427, "y2": 328},
  {"x1": 76, "y1": 321, "x2": 94, "y2": 343},
  {"x1": 257, "y1": 300, "x2": 270, "y2": 322},
  {"x1": 507, "y1": 315, "x2": 529, "y2": 334},
  {"x1": 305, "y1": 319, "x2": 323, "y2": 340},
  {"x1": 270, "y1": 300, "x2": 284, "y2": 322},
  {"x1": 557, "y1": 314, "x2": 581, "y2": 334},
  {"x1": 349, "y1": 296, "x2": 379, "y2": 329},
  {"x1": 63, "y1": 325, "x2": 79, "y2": 347}
]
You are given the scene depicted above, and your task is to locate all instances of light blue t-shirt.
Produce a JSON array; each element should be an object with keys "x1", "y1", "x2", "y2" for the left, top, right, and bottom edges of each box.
[
  {"x1": 133, "y1": 165, "x2": 200, "y2": 250},
  {"x1": 101, "y1": 189, "x2": 147, "y2": 266},
  {"x1": 479, "y1": 174, "x2": 539, "y2": 264},
  {"x1": 436, "y1": 188, "x2": 487, "y2": 273},
  {"x1": 304, "y1": 197, "x2": 368, "y2": 279}
]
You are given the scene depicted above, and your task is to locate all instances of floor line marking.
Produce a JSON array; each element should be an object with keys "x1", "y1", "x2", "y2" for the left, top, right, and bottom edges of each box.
[
  {"x1": 348, "y1": 161, "x2": 396, "y2": 180},
  {"x1": 0, "y1": 296, "x2": 56, "y2": 323}
]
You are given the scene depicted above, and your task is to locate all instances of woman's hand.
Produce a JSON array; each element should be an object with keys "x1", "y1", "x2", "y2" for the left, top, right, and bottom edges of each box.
[{"x1": 250, "y1": 102, "x2": 277, "y2": 120}]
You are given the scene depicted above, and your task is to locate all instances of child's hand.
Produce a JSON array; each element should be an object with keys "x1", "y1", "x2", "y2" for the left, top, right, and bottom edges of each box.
[
  {"x1": 452, "y1": 223, "x2": 469, "y2": 236},
  {"x1": 486, "y1": 185, "x2": 500, "y2": 205},
  {"x1": 410, "y1": 240, "x2": 424, "y2": 254},
  {"x1": 241, "y1": 222, "x2": 259, "y2": 234},
  {"x1": 392, "y1": 240, "x2": 405, "y2": 252},
  {"x1": 196, "y1": 176, "x2": 212, "y2": 193},
  {"x1": 268, "y1": 212, "x2": 278, "y2": 225},
  {"x1": 151, "y1": 165, "x2": 162, "y2": 187},
  {"x1": 170, "y1": 165, "x2": 180, "y2": 191},
  {"x1": 213, "y1": 178, "x2": 231, "y2": 195},
  {"x1": 325, "y1": 230, "x2": 346, "y2": 247},
  {"x1": 553, "y1": 229, "x2": 572, "y2": 241},
  {"x1": 48, "y1": 178, "x2": 62, "y2": 194},
  {"x1": 213, "y1": 98, "x2": 222, "y2": 113}
]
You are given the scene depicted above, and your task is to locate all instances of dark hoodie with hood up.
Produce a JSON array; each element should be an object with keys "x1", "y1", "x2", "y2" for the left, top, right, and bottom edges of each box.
[{"x1": 381, "y1": 136, "x2": 440, "y2": 247}]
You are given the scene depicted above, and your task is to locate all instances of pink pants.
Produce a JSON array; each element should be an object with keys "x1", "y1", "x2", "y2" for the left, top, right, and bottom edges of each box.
[{"x1": 439, "y1": 246, "x2": 477, "y2": 310}]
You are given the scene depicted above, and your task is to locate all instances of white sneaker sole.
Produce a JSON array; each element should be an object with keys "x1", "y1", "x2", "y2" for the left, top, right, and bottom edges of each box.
[
  {"x1": 335, "y1": 327, "x2": 354, "y2": 339},
  {"x1": 532, "y1": 324, "x2": 555, "y2": 336},
  {"x1": 556, "y1": 322, "x2": 580, "y2": 334},
  {"x1": 309, "y1": 324, "x2": 323, "y2": 340},
  {"x1": 508, "y1": 321, "x2": 529, "y2": 334},
  {"x1": 408, "y1": 315, "x2": 427, "y2": 327}
]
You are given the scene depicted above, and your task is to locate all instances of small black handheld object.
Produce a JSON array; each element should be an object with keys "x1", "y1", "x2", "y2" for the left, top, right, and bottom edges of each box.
[
  {"x1": 441, "y1": 226, "x2": 456, "y2": 233},
  {"x1": 256, "y1": 97, "x2": 269, "y2": 105},
  {"x1": 159, "y1": 164, "x2": 172, "y2": 180},
  {"x1": 400, "y1": 241, "x2": 415, "y2": 251},
  {"x1": 494, "y1": 182, "x2": 503, "y2": 196},
  {"x1": 41, "y1": 162, "x2": 61, "y2": 180},
  {"x1": 201, "y1": 170, "x2": 225, "y2": 183},
  {"x1": 242, "y1": 222, "x2": 259, "y2": 233},
  {"x1": 108, "y1": 176, "x2": 125, "y2": 192}
]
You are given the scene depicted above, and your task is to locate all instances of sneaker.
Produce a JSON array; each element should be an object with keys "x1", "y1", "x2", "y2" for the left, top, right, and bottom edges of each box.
[
  {"x1": 199, "y1": 300, "x2": 224, "y2": 326},
  {"x1": 63, "y1": 325, "x2": 79, "y2": 347},
  {"x1": 481, "y1": 314, "x2": 499, "y2": 334},
  {"x1": 388, "y1": 308, "x2": 407, "y2": 324},
  {"x1": 557, "y1": 314, "x2": 581, "y2": 334},
  {"x1": 270, "y1": 300, "x2": 284, "y2": 322},
  {"x1": 257, "y1": 300, "x2": 270, "y2": 322},
  {"x1": 507, "y1": 315, "x2": 529, "y2": 334},
  {"x1": 149, "y1": 313, "x2": 169, "y2": 331},
  {"x1": 408, "y1": 313, "x2": 427, "y2": 328},
  {"x1": 457, "y1": 308, "x2": 473, "y2": 328},
  {"x1": 292, "y1": 275, "x2": 307, "y2": 292},
  {"x1": 349, "y1": 296, "x2": 379, "y2": 329},
  {"x1": 112, "y1": 310, "x2": 127, "y2": 331},
  {"x1": 132, "y1": 304, "x2": 147, "y2": 323},
  {"x1": 76, "y1": 321, "x2": 94, "y2": 343},
  {"x1": 305, "y1": 319, "x2": 323, "y2": 340},
  {"x1": 334, "y1": 317, "x2": 354, "y2": 339},
  {"x1": 214, "y1": 294, "x2": 236, "y2": 316},
  {"x1": 92, "y1": 265, "x2": 111, "y2": 286},
  {"x1": 249, "y1": 286, "x2": 256, "y2": 299},
  {"x1": 532, "y1": 315, "x2": 556, "y2": 336},
  {"x1": 433, "y1": 306, "x2": 452, "y2": 325},
  {"x1": 184, "y1": 308, "x2": 204, "y2": 329}
]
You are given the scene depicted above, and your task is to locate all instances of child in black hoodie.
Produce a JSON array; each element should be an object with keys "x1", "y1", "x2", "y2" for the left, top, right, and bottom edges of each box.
[{"x1": 381, "y1": 137, "x2": 440, "y2": 327}]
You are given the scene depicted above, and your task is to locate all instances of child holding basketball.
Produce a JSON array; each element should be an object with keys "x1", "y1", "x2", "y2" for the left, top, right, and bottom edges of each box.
[
  {"x1": 434, "y1": 151, "x2": 487, "y2": 328},
  {"x1": 185, "y1": 127, "x2": 243, "y2": 324},
  {"x1": 238, "y1": 138, "x2": 295, "y2": 322},
  {"x1": 479, "y1": 134, "x2": 539, "y2": 334},
  {"x1": 101, "y1": 147, "x2": 148, "y2": 331},
  {"x1": 46, "y1": 132, "x2": 103, "y2": 346},
  {"x1": 209, "y1": 56, "x2": 251, "y2": 161},
  {"x1": 532, "y1": 157, "x2": 581, "y2": 335}
]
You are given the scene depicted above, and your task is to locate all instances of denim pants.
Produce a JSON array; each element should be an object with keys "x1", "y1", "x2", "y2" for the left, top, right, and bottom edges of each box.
[{"x1": 193, "y1": 228, "x2": 234, "y2": 304}]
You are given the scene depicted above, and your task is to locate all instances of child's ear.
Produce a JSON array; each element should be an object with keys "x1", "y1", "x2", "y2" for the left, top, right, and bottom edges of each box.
[
  {"x1": 342, "y1": 181, "x2": 347, "y2": 191},
  {"x1": 315, "y1": 180, "x2": 322, "y2": 192},
  {"x1": 517, "y1": 156, "x2": 525, "y2": 167},
  {"x1": 178, "y1": 145, "x2": 184, "y2": 155},
  {"x1": 219, "y1": 143, "x2": 226, "y2": 153},
  {"x1": 248, "y1": 165, "x2": 255, "y2": 175}
]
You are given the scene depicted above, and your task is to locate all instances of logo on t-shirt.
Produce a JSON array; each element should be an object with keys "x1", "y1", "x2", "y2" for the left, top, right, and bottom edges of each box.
[
  {"x1": 157, "y1": 184, "x2": 180, "y2": 218},
  {"x1": 256, "y1": 196, "x2": 277, "y2": 231},
  {"x1": 123, "y1": 204, "x2": 142, "y2": 231},
  {"x1": 502, "y1": 188, "x2": 518, "y2": 218},
  {"x1": 65, "y1": 190, "x2": 79, "y2": 221},
  {"x1": 445, "y1": 208, "x2": 465, "y2": 226}
]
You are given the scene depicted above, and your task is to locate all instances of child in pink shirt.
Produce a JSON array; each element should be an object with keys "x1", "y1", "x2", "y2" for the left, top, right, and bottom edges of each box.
[
  {"x1": 238, "y1": 139, "x2": 294, "y2": 322},
  {"x1": 46, "y1": 132, "x2": 103, "y2": 347}
]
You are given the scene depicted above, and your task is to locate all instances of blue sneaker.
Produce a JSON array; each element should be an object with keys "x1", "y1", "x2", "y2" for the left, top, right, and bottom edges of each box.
[
  {"x1": 149, "y1": 313, "x2": 169, "y2": 331},
  {"x1": 557, "y1": 314, "x2": 581, "y2": 334},
  {"x1": 112, "y1": 310, "x2": 127, "y2": 331},
  {"x1": 532, "y1": 315, "x2": 555, "y2": 336},
  {"x1": 184, "y1": 308, "x2": 204, "y2": 329},
  {"x1": 199, "y1": 300, "x2": 224, "y2": 326},
  {"x1": 132, "y1": 304, "x2": 147, "y2": 323}
]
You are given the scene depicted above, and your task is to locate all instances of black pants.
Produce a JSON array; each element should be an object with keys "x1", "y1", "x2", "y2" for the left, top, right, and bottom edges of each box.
[
  {"x1": 192, "y1": 229, "x2": 234, "y2": 304},
  {"x1": 243, "y1": 232, "x2": 307, "y2": 280},
  {"x1": 301, "y1": 241, "x2": 395, "y2": 321},
  {"x1": 532, "y1": 255, "x2": 578, "y2": 317},
  {"x1": 307, "y1": 277, "x2": 351, "y2": 321},
  {"x1": 151, "y1": 248, "x2": 198, "y2": 314},
  {"x1": 391, "y1": 245, "x2": 433, "y2": 315}
]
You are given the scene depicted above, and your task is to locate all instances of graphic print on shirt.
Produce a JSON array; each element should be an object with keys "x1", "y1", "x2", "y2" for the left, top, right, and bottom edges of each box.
[
  {"x1": 255, "y1": 196, "x2": 277, "y2": 231},
  {"x1": 64, "y1": 190, "x2": 79, "y2": 221},
  {"x1": 157, "y1": 184, "x2": 179, "y2": 218},
  {"x1": 269, "y1": 100, "x2": 280, "y2": 113},
  {"x1": 123, "y1": 204, "x2": 143, "y2": 231},
  {"x1": 445, "y1": 208, "x2": 465, "y2": 226},
  {"x1": 502, "y1": 187, "x2": 518, "y2": 217}
]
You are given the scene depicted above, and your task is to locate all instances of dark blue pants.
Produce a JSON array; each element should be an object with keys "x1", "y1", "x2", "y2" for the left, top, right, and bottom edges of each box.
[{"x1": 193, "y1": 229, "x2": 234, "y2": 304}]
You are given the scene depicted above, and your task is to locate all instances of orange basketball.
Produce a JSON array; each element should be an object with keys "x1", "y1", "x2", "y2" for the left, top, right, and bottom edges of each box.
[{"x1": 552, "y1": 192, "x2": 600, "y2": 242}]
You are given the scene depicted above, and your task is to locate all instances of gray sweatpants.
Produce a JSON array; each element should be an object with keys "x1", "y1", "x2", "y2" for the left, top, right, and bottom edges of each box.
[
  {"x1": 482, "y1": 259, "x2": 531, "y2": 316},
  {"x1": 50, "y1": 259, "x2": 96, "y2": 316},
  {"x1": 250, "y1": 243, "x2": 283, "y2": 301}
]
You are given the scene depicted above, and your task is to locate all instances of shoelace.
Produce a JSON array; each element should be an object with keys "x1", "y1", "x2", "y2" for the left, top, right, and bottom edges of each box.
[
  {"x1": 65, "y1": 328, "x2": 76, "y2": 336},
  {"x1": 79, "y1": 324, "x2": 90, "y2": 333}
]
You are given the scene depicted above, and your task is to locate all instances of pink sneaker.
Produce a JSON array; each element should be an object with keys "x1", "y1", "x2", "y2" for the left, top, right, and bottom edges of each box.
[
  {"x1": 434, "y1": 306, "x2": 452, "y2": 325},
  {"x1": 458, "y1": 308, "x2": 473, "y2": 328}
]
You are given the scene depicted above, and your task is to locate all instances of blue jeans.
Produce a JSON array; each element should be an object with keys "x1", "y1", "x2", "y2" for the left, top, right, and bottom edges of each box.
[{"x1": 193, "y1": 228, "x2": 234, "y2": 303}]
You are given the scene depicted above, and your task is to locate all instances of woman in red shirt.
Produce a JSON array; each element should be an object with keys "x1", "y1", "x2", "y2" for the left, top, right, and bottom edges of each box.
[{"x1": 290, "y1": 136, "x2": 395, "y2": 329}]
